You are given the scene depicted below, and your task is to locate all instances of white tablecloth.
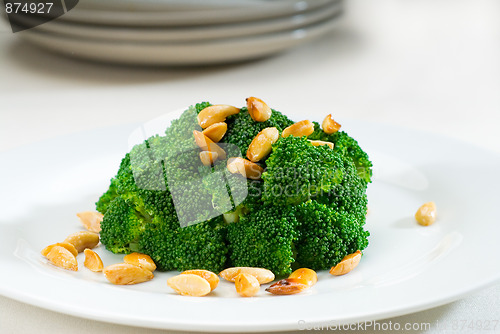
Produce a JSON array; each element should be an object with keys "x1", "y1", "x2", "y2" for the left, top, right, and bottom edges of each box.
[{"x1": 1, "y1": 0, "x2": 499, "y2": 332}]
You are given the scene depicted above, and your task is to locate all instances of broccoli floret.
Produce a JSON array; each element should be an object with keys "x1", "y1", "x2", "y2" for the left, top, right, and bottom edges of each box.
[
  {"x1": 294, "y1": 200, "x2": 369, "y2": 270},
  {"x1": 98, "y1": 104, "x2": 239, "y2": 271},
  {"x1": 226, "y1": 204, "x2": 299, "y2": 277},
  {"x1": 309, "y1": 122, "x2": 373, "y2": 184},
  {"x1": 262, "y1": 136, "x2": 344, "y2": 205},
  {"x1": 223, "y1": 107, "x2": 294, "y2": 157},
  {"x1": 97, "y1": 101, "x2": 372, "y2": 276},
  {"x1": 100, "y1": 197, "x2": 148, "y2": 253},
  {"x1": 140, "y1": 217, "x2": 227, "y2": 272},
  {"x1": 96, "y1": 177, "x2": 119, "y2": 214}
]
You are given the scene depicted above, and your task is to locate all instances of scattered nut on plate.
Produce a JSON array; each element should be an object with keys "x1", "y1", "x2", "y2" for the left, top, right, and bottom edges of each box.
[
  {"x1": 415, "y1": 202, "x2": 437, "y2": 226},
  {"x1": 289, "y1": 268, "x2": 317, "y2": 287},
  {"x1": 103, "y1": 263, "x2": 154, "y2": 285},
  {"x1": 219, "y1": 267, "x2": 275, "y2": 284},
  {"x1": 181, "y1": 269, "x2": 219, "y2": 291},
  {"x1": 266, "y1": 278, "x2": 309, "y2": 295},
  {"x1": 84, "y1": 248, "x2": 103, "y2": 272},
  {"x1": 76, "y1": 211, "x2": 103, "y2": 233},
  {"x1": 235, "y1": 273, "x2": 260, "y2": 297},
  {"x1": 44, "y1": 245, "x2": 78, "y2": 271},
  {"x1": 124, "y1": 252, "x2": 157, "y2": 272},
  {"x1": 329, "y1": 250, "x2": 362, "y2": 276},
  {"x1": 64, "y1": 231, "x2": 100, "y2": 253},
  {"x1": 167, "y1": 274, "x2": 212, "y2": 297}
]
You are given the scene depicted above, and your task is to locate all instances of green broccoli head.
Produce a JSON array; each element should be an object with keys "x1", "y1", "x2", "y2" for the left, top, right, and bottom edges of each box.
[
  {"x1": 309, "y1": 122, "x2": 373, "y2": 184},
  {"x1": 223, "y1": 107, "x2": 294, "y2": 157},
  {"x1": 226, "y1": 204, "x2": 299, "y2": 277},
  {"x1": 97, "y1": 101, "x2": 372, "y2": 276},
  {"x1": 262, "y1": 136, "x2": 344, "y2": 205},
  {"x1": 294, "y1": 200, "x2": 369, "y2": 270},
  {"x1": 100, "y1": 197, "x2": 148, "y2": 254}
]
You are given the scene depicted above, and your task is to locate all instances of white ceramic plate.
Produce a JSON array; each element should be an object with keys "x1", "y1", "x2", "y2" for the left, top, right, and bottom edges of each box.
[
  {"x1": 59, "y1": 0, "x2": 334, "y2": 26},
  {"x1": 12, "y1": 1, "x2": 342, "y2": 42},
  {"x1": 77, "y1": 0, "x2": 328, "y2": 12},
  {"x1": 1, "y1": 115, "x2": 499, "y2": 332},
  {"x1": 16, "y1": 15, "x2": 340, "y2": 66}
]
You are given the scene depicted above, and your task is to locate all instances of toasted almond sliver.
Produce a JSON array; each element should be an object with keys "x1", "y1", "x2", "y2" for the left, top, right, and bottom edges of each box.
[
  {"x1": 193, "y1": 130, "x2": 227, "y2": 160},
  {"x1": 84, "y1": 248, "x2": 104, "y2": 272},
  {"x1": 235, "y1": 273, "x2": 260, "y2": 297},
  {"x1": 181, "y1": 269, "x2": 219, "y2": 291},
  {"x1": 329, "y1": 250, "x2": 362, "y2": 276},
  {"x1": 41, "y1": 242, "x2": 78, "y2": 258},
  {"x1": 308, "y1": 140, "x2": 334, "y2": 149},
  {"x1": 202, "y1": 122, "x2": 227, "y2": 143},
  {"x1": 282, "y1": 120, "x2": 314, "y2": 138},
  {"x1": 124, "y1": 252, "x2": 157, "y2": 272},
  {"x1": 103, "y1": 263, "x2": 154, "y2": 285},
  {"x1": 246, "y1": 97, "x2": 272, "y2": 122},
  {"x1": 322, "y1": 114, "x2": 342, "y2": 134},
  {"x1": 197, "y1": 105, "x2": 240, "y2": 129},
  {"x1": 415, "y1": 202, "x2": 437, "y2": 226},
  {"x1": 219, "y1": 267, "x2": 275, "y2": 284},
  {"x1": 226, "y1": 157, "x2": 263, "y2": 180},
  {"x1": 265, "y1": 278, "x2": 308, "y2": 295},
  {"x1": 246, "y1": 127, "x2": 279, "y2": 162},
  {"x1": 45, "y1": 245, "x2": 78, "y2": 271},
  {"x1": 167, "y1": 274, "x2": 211, "y2": 297},
  {"x1": 289, "y1": 268, "x2": 317, "y2": 287},
  {"x1": 76, "y1": 211, "x2": 103, "y2": 233},
  {"x1": 199, "y1": 151, "x2": 219, "y2": 167},
  {"x1": 64, "y1": 231, "x2": 99, "y2": 253}
]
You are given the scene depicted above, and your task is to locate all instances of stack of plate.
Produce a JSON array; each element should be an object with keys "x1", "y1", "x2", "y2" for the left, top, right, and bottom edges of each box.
[{"x1": 12, "y1": 0, "x2": 343, "y2": 65}]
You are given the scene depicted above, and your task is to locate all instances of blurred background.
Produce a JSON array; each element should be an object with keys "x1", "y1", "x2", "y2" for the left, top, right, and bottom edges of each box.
[
  {"x1": 1, "y1": 0, "x2": 500, "y2": 333},
  {"x1": 1, "y1": 0, "x2": 499, "y2": 153}
]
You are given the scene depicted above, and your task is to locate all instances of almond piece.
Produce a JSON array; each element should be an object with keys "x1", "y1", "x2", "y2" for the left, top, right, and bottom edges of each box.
[
  {"x1": 193, "y1": 130, "x2": 227, "y2": 160},
  {"x1": 246, "y1": 97, "x2": 272, "y2": 122},
  {"x1": 45, "y1": 245, "x2": 78, "y2": 271},
  {"x1": 76, "y1": 211, "x2": 103, "y2": 233},
  {"x1": 219, "y1": 267, "x2": 274, "y2": 284},
  {"x1": 167, "y1": 274, "x2": 211, "y2": 297},
  {"x1": 103, "y1": 263, "x2": 154, "y2": 285},
  {"x1": 202, "y1": 122, "x2": 227, "y2": 143},
  {"x1": 64, "y1": 231, "x2": 99, "y2": 253},
  {"x1": 124, "y1": 252, "x2": 157, "y2": 272},
  {"x1": 199, "y1": 151, "x2": 219, "y2": 166},
  {"x1": 41, "y1": 242, "x2": 78, "y2": 258},
  {"x1": 246, "y1": 127, "x2": 279, "y2": 162},
  {"x1": 181, "y1": 269, "x2": 219, "y2": 291},
  {"x1": 289, "y1": 268, "x2": 317, "y2": 287},
  {"x1": 415, "y1": 202, "x2": 437, "y2": 226},
  {"x1": 235, "y1": 273, "x2": 260, "y2": 297},
  {"x1": 308, "y1": 140, "x2": 334, "y2": 149},
  {"x1": 322, "y1": 114, "x2": 342, "y2": 134},
  {"x1": 266, "y1": 278, "x2": 308, "y2": 295},
  {"x1": 197, "y1": 105, "x2": 240, "y2": 129},
  {"x1": 282, "y1": 120, "x2": 314, "y2": 138},
  {"x1": 226, "y1": 157, "x2": 264, "y2": 180},
  {"x1": 329, "y1": 250, "x2": 362, "y2": 276},
  {"x1": 84, "y1": 248, "x2": 103, "y2": 272}
]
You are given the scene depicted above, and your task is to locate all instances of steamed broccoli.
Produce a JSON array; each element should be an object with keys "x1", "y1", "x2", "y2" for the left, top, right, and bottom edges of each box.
[
  {"x1": 294, "y1": 200, "x2": 369, "y2": 270},
  {"x1": 227, "y1": 204, "x2": 299, "y2": 276},
  {"x1": 97, "y1": 101, "x2": 372, "y2": 276},
  {"x1": 310, "y1": 122, "x2": 373, "y2": 184},
  {"x1": 262, "y1": 136, "x2": 344, "y2": 205},
  {"x1": 224, "y1": 107, "x2": 294, "y2": 157}
]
